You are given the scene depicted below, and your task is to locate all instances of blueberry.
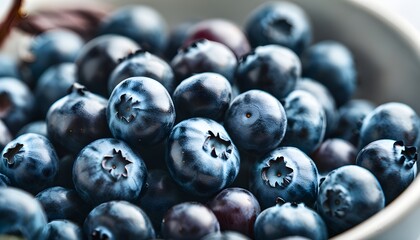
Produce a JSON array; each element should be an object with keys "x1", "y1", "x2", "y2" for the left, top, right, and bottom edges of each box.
[
  {"x1": 72, "y1": 138, "x2": 148, "y2": 206},
  {"x1": 34, "y1": 63, "x2": 77, "y2": 118},
  {"x1": 301, "y1": 40, "x2": 357, "y2": 107},
  {"x1": 311, "y1": 138, "x2": 357, "y2": 176},
  {"x1": 46, "y1": 83, "x2": 112, "y2": 155},
  {"x1": 107, "y1": 76, "x2": 176, "y2": 148},
  {"x1": 0, "y1": 54, "x2": 20, "y2": 79},
  {"x1": 294, "y1": 78, "x2": 337, "y2": 136},
  {"x1": 0, "y1": 173, "x2": 10, "y2": 187},
  {"x1": 281, "y1": 90, "x2": 326, "y2": 155},
  {"x1": 75, "y1": 34, "x2": 140, "y2": 97},
  {"x1": 172, "y1": 72, "x2": 232, "y2": 122},
  {"x1": 235, "y1": 44, "x2": 301, "y2": 100},
  {"x1": 108, "y1": 49, "x2": 175, "y2": 95},
  {"x1": 244, "y1": 1, "x2": 312, "y2": 55},
  {"x1": 224, "y1": 89, "x2": 287, "y2": 154},
  {"x1": 183, "y1": 18, "x2": 251, "y2": 59},
  {"x1": 359, "y1": 102, "x2": 420, "y2": 149},
  {"x1": 316, "y1": 165, "x2": 385, "y2": 236},
  {"x1": 83, "y1": 200, "x2": 155, "y2": 240},
  {"x1": 166, "y1": 117, "x2": 240, "y2": 197},
  {"x1": 98, "y1": 4, "x2": 168, "y2": 55},
  {"x1": 16, "y1": 120, "x2": 47, "y2": 138},
  {"x1": 0, "y1": 133, "x2": 59, "y2": 194},
  {"x1": 356, "y1": 139, "x2": 417, "y2": 204},
  {"x1": 35, "y1": 186, "x2": 90, "y2": 225},
  {"x1": 0, "y1": 77, "x2": 35, "y2": 134},
  {"x1": 333, "y1": 99, "x2": 376, "y2": 146},
  {"x1": 201, "y1": 231, "x2": 251, "y2": 240},
  {"x1": 250, "y1": 146, "x2": 319, "y2": 209},
  {"x1": 161, "y1": 201, "x2": 220, "y2": 239},
  {"x1": 253, "y1": 202, "x2": 328, "y2": 240},
  {"x1": 206, "y1": 187, "x2": 261, "y2": 238},
  {"x1": 19, "y1": 29, "x2": 84, "y2": 89},
  {"x1": 171, "y1": 39, "x2": 238, "y2": 85},
  {"x1": 39, "y1": 220, "x2": 82, "y2": 240},
  {"x1": 138, "y1": 169, "x2": 187, "y2": 234},
  {"x1": 0, "y1": 187, "x2": 47, "y2": 239}
]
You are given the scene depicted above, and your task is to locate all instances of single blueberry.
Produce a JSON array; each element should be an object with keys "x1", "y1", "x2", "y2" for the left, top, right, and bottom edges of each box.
[
  {"x1": 0, "y1": 133, "x2": 59, "y2": 194},
  {"x1": 166, "y1": 117, "x2": 240, "y2": 197},
  {"x1": 83, "y1": 200, "x2": 155, "y2": 239},
  {"x1": 107, "y1": 76, "x2": 176, "y2": 148},
  {"x1": 301, "y1": 40, "x2": 357, "y2": 107},
  {"x1": 224, "y1": 89, "x2": 287, "y2": 154},
  {"x1": 235, "y1": 44, "x2": 301, "y2": 100},
  {"x1": 73, "y1": 138, "x2": 148, "y2": 206},
  {"x1": 206, "y1": 187, "x2": 261, "y2": 238},
  {"x1": 281, "y1": 90, "x2": 326, "y2": 155},
  {"x1": 171, "y1": 39, "x2": 238, "y2": 85},
  {"x1": 359, "y1": 102, "x2": 420, "y2": 149},
  {"x1": 161, "y1": 202, "x2": 220, "y2": 239},
  {"x1": 172, "y1": 72, "x2": 232, "y2": 123},
  {"x1": 0, "y1": 187, "x2": 48, "y2": 239},
  {"x1": 254, "y1": 202, "x2": 328, "y2": 240},
  {"x1": 356, "y1": 139, "x2": 417, "y2": 204},
  {"x1": 46, "y1": 83, "x2": 112, "y2": 155},
  {"x1": 244, "y1": 1, "x2": 312, "y2": 55},
  {"x1": 250, "y1": 146, "x2": 319, "y2": 209},
  {"x1": 311, "y1": 138, "x2": 357, "y2": 176},
  {"x1": 316, "y1": 165, "x2": 385, "y2": 236}
]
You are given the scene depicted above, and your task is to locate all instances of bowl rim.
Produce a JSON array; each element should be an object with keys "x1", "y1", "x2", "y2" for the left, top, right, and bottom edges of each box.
[{"x1": 333, "y1": 1, "x2": 420, "y2": 239}]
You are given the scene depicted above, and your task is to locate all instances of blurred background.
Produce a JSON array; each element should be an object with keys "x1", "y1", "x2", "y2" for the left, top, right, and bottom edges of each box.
[{"x1": 2, "y1": 0, "x2": 420, "y2": 30}]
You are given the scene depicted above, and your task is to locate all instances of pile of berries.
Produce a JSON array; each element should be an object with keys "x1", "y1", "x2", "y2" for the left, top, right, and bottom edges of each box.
[{"x1": 0, "y1": 1, "x2": 419, "y2": 240}]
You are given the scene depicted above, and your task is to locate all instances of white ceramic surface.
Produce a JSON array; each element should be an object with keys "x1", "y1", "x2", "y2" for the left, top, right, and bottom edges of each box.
[{"x1": 2, "y1": 0, "x2": 420, "y2": 239}]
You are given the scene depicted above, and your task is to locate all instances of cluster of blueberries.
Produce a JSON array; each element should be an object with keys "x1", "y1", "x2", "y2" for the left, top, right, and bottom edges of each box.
[{"x1": 0, "y1": 1, "x2": 419, "y2": 240}]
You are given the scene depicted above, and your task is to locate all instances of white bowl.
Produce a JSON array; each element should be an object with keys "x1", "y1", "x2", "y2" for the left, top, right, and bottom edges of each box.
[{"x1": 3, "y1": 0, "x2": 420, "y2": 239}]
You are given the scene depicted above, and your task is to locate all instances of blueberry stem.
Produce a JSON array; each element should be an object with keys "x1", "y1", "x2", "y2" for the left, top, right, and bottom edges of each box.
[{"x1": 0, "y1": 0, "x2": 25, "y2": 47}]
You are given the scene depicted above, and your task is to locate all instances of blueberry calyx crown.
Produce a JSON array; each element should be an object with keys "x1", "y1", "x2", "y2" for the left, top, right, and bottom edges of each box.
[
  {"x1": 394, "y1": 140, "x2": 418, "y2": 169},
  {"x1": 3, "y1": 143, "x2": 23, "y2": 167},
  {"x1": 91, "y1": 227, "x2": 111, "y2": 240},
  {"x1": 101, "y1": 149, "x2": 132, "y2": 181},
  {"x1": 269, "y1": 17, "x2": 293, "y2": 36},
  {"x1": 202, "y1": 130, "x2": 233, "y2": 160},
  {"x1": 117, "y1": 48, "x2": 148, "y2": 63},
  {"x1": 115, "y1": 94, "x2": 141, "y2": 123},
  {"x1": 69, "y1": 82, "x2": 87, "y2": 96},
  {"x1": 181, "y1": 38, "x2": 207, "y2": 53},
  {"x1": 322, "y1": 186, "x2": 351, "y2": 218},
  {"x1": 261, "y1": 156, "x2": 294, "y2": 188},
  {"x1": 275, "y1": 197, "x2": 300, "y2": 208}
]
